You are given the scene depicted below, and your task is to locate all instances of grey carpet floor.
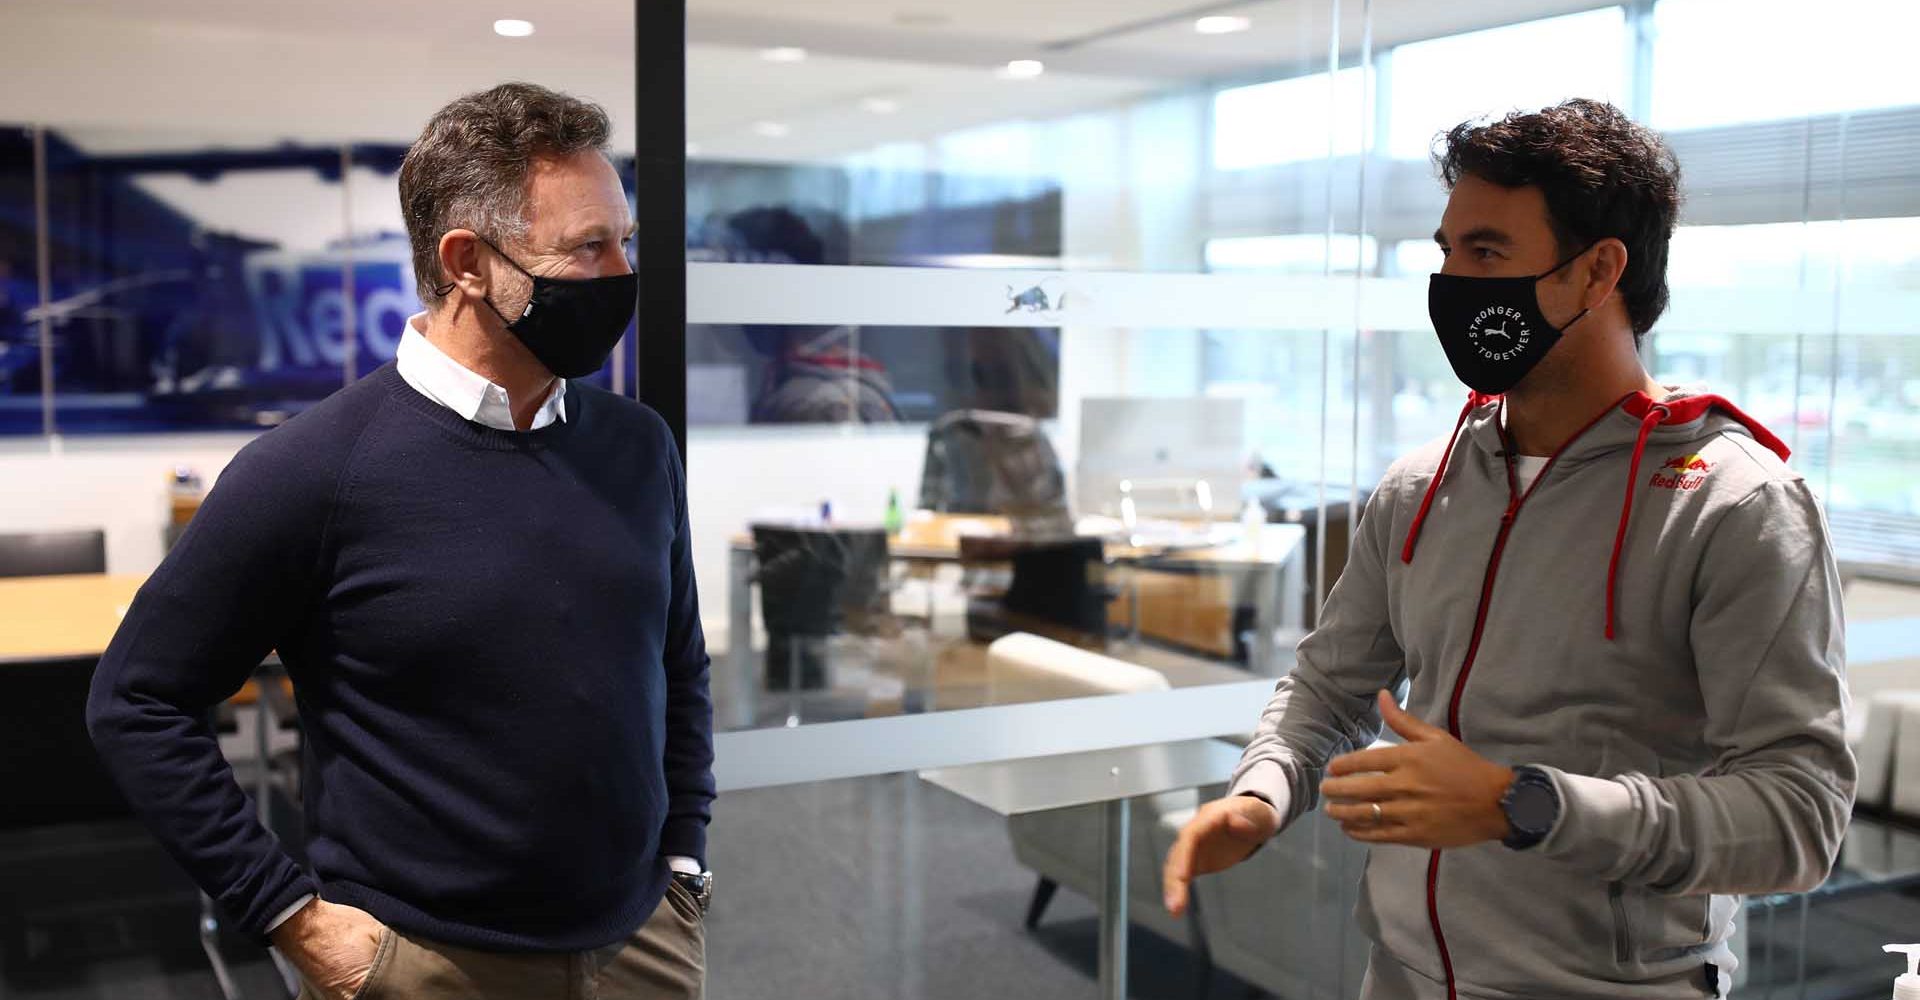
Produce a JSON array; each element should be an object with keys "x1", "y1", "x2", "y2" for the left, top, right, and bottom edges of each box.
[
  {"x1": 3, "y1": 777, "x2": 1910, "y2": 1000},
  {"x1": 0, "y1": 776, "x2": 1228, "y2": 1000}
]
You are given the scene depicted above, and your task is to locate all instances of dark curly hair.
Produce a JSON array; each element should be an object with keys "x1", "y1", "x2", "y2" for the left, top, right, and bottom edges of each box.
[{"x1": 1437, "y1": 99, "x2": 1681, "y2": 344}]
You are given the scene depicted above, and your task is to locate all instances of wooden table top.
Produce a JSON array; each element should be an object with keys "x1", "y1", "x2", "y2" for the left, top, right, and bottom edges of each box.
[
  {"x1": 0, "y1": 572, "x2": 291, "y2": 704},
  {"x1": 0, "y1": 573, "x2": 146, "y2": 664}
]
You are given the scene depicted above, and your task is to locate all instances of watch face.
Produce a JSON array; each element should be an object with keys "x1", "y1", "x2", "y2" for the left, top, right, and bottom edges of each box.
[{"x1": 1510, "y1": 781, "x2": 1557, "y2": 833}]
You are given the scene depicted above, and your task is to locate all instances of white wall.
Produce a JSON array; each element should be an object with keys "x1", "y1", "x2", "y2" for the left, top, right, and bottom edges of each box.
[{"x1": 0, "y1": 433, "x2": 253, "y2": 574}]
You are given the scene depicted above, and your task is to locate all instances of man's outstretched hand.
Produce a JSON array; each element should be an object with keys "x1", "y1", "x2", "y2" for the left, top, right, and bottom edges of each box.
[{"x1": 1162, "y1": 793, "x2": 1281, "y2": 915}]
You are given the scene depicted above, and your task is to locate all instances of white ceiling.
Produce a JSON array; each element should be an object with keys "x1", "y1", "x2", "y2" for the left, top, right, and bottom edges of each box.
[{"x1": 0, "y1": 0, "x2": 1620, "y2": 159}]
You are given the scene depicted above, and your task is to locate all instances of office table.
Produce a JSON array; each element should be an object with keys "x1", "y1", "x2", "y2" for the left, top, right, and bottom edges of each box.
[
  {"x1": 0, "y1": 571, "x2": 291, "y2": 804},
  {"x1": 0, "y1": 573, "x2": 146, "y2": 665},
  {"x1": 920, "y1": 738, "x2": 1244, "y2": 1000},
  {"x1": 724, "y1": 516, "x2": 1308, "y2": 728}
]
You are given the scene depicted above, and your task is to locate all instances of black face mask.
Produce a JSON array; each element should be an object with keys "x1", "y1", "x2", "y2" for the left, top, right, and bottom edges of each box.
[
  {"x1": 437, "y1": 235, "x2": 637, "y2": 380},
  {"x1": 1427, "y1": 244, "x2": 1596, "y2": 395}
]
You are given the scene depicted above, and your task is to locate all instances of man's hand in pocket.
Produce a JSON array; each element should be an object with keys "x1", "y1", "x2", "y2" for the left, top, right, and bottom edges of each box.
[{"x1": 270, "y1": 898, "x2": 386, "y2": 1000}]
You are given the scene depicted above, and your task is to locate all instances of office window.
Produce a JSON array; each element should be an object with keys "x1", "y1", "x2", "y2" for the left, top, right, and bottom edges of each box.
[
  {"x1": 1667, "y1": 218, "x2": 1920, "y2": 289},
  {"x1": 1652, "y1": 0, "x2": 1920, "y2": 131},
  {"x1": 1204, "y1": 234, "x2": 1378, "y2": 275},
  {"x1": 1657, "y1": 217, "x2": 1920, "y2": 513},
  {"x1": 1386, "y1": 7, "x2": 1628, "y2": 159},
  {"x1": 1214, "y1": 66, "x2": 1372, "y2": 170},
  {"x1": 1389, "y1": 238, "x2": 1443, "y2": 279}
]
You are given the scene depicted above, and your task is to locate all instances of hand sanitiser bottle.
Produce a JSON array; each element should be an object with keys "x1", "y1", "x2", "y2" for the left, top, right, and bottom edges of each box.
[{"x1": 1886, "y1": 945, "x2": 1920, "y2": 1000}]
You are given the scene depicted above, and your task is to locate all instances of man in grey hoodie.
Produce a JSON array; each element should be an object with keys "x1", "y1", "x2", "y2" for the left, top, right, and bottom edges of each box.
[{"x1": 1163, "y1": 99, "x2": 1854, "y2": 998}]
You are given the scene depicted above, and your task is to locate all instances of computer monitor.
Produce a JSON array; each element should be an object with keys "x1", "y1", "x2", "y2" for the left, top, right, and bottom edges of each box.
[{"x1": 1075, "y1": 397, "x2": 1246, "y2": 521}]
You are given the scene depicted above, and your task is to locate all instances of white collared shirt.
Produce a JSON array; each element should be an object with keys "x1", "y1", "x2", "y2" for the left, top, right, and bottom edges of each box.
[{"x1": 395, "y1": 312, "x2": 567, "y2": 431}]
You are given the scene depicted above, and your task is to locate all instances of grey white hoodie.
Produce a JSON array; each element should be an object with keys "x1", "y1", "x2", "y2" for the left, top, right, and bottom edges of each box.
[{"x1": 1229, "y1": 389, "x2": 1856, "y2": 999}]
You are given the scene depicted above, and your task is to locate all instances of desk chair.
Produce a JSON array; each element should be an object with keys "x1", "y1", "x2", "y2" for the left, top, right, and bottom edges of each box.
[
  {"x1": 0, "y1": 656, "x2": 179, "y2": 985},
  {"x1": 0, "y1": 529, "x2": 107, "y2": 578},
  {"x1": 959, "y1": 535, "x2": 1114, "y2": 650},
  {"x1": 751, "y1": 525, "x2": 903, "y2": 726},
  {"x1": 919, "y1": 410, "x2": 1072, "y2": 535}
]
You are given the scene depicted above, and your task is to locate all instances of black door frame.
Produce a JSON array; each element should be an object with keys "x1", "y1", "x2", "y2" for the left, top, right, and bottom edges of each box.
[{"x1": 634, "y1": 0, "x2": 688, "y2": 461}]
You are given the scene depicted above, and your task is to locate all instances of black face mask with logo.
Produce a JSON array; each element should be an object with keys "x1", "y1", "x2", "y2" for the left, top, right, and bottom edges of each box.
[
  {"x1": 437, "y1": 235, "x2": 637, "y2": 380},
  {"x1": 1426, "y1": 243, "x2": 1597, "y2": 395}
]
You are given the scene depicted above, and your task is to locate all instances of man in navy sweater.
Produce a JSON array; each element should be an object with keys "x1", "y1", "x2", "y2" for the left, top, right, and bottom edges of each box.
[{"x1": 86, "y1": 83, "x2": 715, "y2": 999}]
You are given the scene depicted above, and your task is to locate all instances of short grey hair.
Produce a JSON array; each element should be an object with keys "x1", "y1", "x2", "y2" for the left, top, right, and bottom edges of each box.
[{"x1": 398, "y1": 82, "x2": 612, "y2": 303}]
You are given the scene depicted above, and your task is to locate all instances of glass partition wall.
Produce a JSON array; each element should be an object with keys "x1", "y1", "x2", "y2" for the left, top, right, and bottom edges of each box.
[
  {"x1": 674, "y1": 1, "x2": 1920, "y2": 997},
  {"x1": 1, "y1": 0, "x2": 1912, "y2": 995}
]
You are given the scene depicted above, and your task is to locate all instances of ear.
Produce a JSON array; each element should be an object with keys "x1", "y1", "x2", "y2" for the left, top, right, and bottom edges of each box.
[
  {"x1": 437, "y1": 229, "x2": 487, "y2": 300},
  {"x1": 1582, "y1": 237, "x2": 1629, "y2": 311}
]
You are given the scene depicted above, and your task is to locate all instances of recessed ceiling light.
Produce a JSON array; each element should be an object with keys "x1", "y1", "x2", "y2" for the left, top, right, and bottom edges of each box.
[
  {"x1": 1194, "y1": 15, "x2": 1252, "y2": 35},
  {"x1": 752, "y1": 121, "x2": 791, "y2": 138},
  {"x1": 1000, "y1": 59, "x2": 1045, "y2": 79},
  {"x1": 860, "y1": 97, "x2": 902, "y2": 114},
  {"x1": 493, "y1": 19, "x2": 535, "y2": 38},
  {"x1": 761, "y1": 47, "x2": 808, "y2": 63}
]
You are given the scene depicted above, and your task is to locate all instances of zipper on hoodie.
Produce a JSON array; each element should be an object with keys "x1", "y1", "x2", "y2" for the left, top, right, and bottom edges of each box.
[
  {"x1": 1424, "y1": 416, "x2": 1571, "y2": 1000},
  {"x1": 1608, "y1": 881, "x2": 1632, "y2": 964},
  {"x1": 1425, "y1": 481, "x2": 1522, "y2": 1000}
]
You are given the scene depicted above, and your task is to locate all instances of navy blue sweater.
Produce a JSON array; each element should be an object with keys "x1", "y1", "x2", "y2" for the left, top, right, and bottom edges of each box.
[{"x1": 85, "y1": 364, "x2": 715, "y2": 952}]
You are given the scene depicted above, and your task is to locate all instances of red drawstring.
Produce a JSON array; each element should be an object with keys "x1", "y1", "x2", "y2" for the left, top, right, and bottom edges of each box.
[
  {"x1": 1605, "y1": 403, "x2": 1669, "y2": 640},
  {"x1": 1401, "y1": 394, "x2": 1485, "y2": 564}
]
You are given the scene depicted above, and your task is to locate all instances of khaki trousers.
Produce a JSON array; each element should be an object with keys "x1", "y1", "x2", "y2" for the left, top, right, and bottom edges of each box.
[{"x1": 298, "y1": 881, "x2": 705, "y2": 1000}]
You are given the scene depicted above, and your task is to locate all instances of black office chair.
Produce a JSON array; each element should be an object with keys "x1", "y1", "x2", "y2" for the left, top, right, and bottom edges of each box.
[
  {"x1": 0, "y1": 529, "x2": 107, "y2": 578},
  {"x1": 919, "y1": 410, "x2": 1072, "y2": 535},
  {"x1": 959, "y1": 535, "x2": 1114, "y2": 650},
  {"x1": 751, "y1": 525, "x2": 896, "y2": 726}
]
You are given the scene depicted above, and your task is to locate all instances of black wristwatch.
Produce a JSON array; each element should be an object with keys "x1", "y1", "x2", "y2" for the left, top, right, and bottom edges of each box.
[
  {"x1": 1500, "y1": 765, "x2": 1560, "y2": 851},
  {"x1": 672, "y1": 870, "x2": 714, "y2": 914}
]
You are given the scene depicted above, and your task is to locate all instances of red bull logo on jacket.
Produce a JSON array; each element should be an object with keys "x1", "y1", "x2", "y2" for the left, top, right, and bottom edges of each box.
[{"x1": 1651, "y1": 453, "x2": 1712, "y2": 490}]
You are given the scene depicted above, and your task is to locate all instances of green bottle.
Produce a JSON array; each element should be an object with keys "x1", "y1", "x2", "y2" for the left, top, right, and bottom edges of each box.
[{"x1": 884, "y1": 488, "x2": 904, "y2": 535}]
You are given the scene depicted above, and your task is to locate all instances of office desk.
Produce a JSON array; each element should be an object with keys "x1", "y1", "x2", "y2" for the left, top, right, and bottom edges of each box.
[
  {"x1": 0, "y1": 573, "x2": 145, "y2": 665},
  {"x1": 921, "y1": 739, "x2": 1244, "y2": 1000},
  {"x1": 0, "y1": 570, "x2": 289, "y2": 726},
  {"x1": 724, "y1": 516, "x2": 1307, "y2": 729}
]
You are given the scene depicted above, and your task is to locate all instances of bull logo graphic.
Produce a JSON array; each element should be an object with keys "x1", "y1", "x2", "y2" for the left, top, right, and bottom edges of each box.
[
  {"x1": 1651, "y1": 453, "x2": 1713, "y2": 491},
  {"x1": 1006, "y1": 279, "x2": 1069, "y2": 314}
]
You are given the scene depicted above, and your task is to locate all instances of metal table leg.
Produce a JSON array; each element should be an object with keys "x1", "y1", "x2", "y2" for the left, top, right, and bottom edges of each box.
[
  {"x1": 1251, "y1": 531, "x2": 1308, "y2": 678},
  {"x1": 198, "y1": 892, "x2": 241, "y2": 1000},
  {"x1": 728, "y1": 544, "x2": 756, "y2": 730},
  {"x1": 1249, "y1": 563, "x2": 1279, "y2": 676},
  {"x1": 255, "y1": 697, "x2": 273, "y2": 825},
  {"x1": 1100, "y1": 798, "x2": 1130, "y2": 1000}
]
